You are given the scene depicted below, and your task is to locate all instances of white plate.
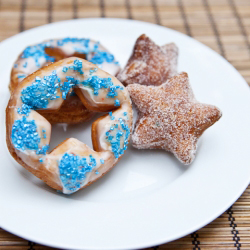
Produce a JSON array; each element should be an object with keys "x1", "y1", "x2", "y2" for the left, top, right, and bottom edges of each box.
[{"x1": 0, "y1": 18, "x2": 250, "y2": 250}]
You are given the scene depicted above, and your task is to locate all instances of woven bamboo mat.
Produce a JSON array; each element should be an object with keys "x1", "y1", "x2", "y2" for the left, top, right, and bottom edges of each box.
[{"x1": 0, "y1": 0, "x2": 250, "y2": 249}]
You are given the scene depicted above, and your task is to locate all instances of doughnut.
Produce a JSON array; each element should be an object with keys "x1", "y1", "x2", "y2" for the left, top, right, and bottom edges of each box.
[
  {"x1": 10, "y1": 37, "x2": 121, "y2": 124},
  {"x1": 117, "y1": 34, "x2": 178, "y2": 86},
  {"x1": 6, "y1": 57, "x2": 132, "y2": 194},
  {"x1": 127, "y1": 72, "x2": 222, "y2": 165}
]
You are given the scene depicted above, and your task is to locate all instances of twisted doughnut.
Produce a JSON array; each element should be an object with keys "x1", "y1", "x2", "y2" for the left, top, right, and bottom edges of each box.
[{"x1": 6, "y1": 57, "x2": 132, "y2": 194}]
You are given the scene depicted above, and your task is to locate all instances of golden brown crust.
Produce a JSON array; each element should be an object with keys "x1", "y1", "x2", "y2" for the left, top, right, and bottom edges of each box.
[
  {"x1": 38, "y1": 95, "x2": 95, "y2": 124},
  {"x1": 91, "y1": 114, "x2": 109, "y2": 151},
  {"x1": 117, "y1": 34, "x2": 178, "y2": 86},
  {"x1": 127, "y1": 72, "x2": 222, "y2": 165}
]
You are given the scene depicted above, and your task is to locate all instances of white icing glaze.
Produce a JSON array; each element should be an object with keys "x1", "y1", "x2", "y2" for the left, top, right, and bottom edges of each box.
[
  {"x1": 97, "y1": 103, "x2": 132, "y2": 151},
  {"x1": 46, "y1": 138, "x2": 114, "y2": 194}
]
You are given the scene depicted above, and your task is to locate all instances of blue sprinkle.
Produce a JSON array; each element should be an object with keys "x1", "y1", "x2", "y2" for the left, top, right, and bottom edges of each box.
[
  {"x1": 123, "y1": 112, "x2": 127, "y2": 116},
  {"x1": 105, "y1": 117, "x2": 130, "y2": 159},
  {"x1": 39, "y1": 158, "x2": 43, "y2": 163},
  {"x1": 14, "y1": 64, "x2": 18, "y2": 68},
  {"x1": 36, "y1": 144, "x2": 49, "y2": 155},
  {"x1": 111, "y1": 116, "x2": 115, "y2": 120},
  {"x1": 18, "y1": 74, "x2": 26, "y2": 79},
  {"x1": 90, "y1": 68, "x2": 98, "y2": 74},
  {"x1": 21, "y1": 71, "x2": 61, "y2": 109},
  {"x1": 17, "y1": 104, "x2": 31, "y2": 116},
  {"x1": 62, "y1": 67, "x2": 68, "y2": 73},
  {"x1": 35, "y1": 76, "x2": 41, "y2": 82},
  {"x1": 95, "y1": 171, "x2": 99, "y2": 175},
  {"x1": 100, "y1": 159, "x2": 104, "y2": 164},
  {"x1": 23, "y1": 62, "x2": 28, "y2": 68},
  {"x1": 114, "y1": 99, "x2": 120, "y2": 107}
]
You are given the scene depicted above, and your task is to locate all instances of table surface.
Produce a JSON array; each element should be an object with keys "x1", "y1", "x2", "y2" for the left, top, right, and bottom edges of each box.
[{"x1": 0, "y1": 0, "x2": 250, "y2": 249}]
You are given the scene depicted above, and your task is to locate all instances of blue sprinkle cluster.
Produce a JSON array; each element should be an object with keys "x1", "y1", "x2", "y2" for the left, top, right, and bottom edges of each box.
[
  {"x1": 17, "y1": 104, "x2": 31, "y2": 116},
  {"x1": 81, "y1": 76, "x2": 123, "y2": 100},
  {"x1": 21, "y1": 43, "x2": 55, "y2": 67},
  {"x1": 36, "y1": 145, "x2": 49, "y2": 155},
  {"x1": 19, "y1": 37, "x2": 118, "y2": 70},
  {"x1": 59, "y1": 153, "x2": 97, "y2": 192},
  {"x1": 57, "y1": 37, "x2": 90, "y2": 48},
  {"x1": 11, "y1": 116, "x2": 40, "y2": 151},
  {"x1": 42, "y1": 129, "x2": 46, "y2": 139},
  {"x1": 60, "y1": 76, "x2": 78, "y2": 99},
  {"x1": 21, "y1": 71, "x2": 60, "y2": 109},
  {"x1": 11, "y1": 116, "x2": 48, "y2": 154},
  {"x1": 90, "y1": 51, "x2": 117, "y2": 65},
  {"x1": 106, "y1": 117, "x2": 130, "y2": 158},
  {"x1": 62, "y1": 60, "x2": 83, "y2": 75}
]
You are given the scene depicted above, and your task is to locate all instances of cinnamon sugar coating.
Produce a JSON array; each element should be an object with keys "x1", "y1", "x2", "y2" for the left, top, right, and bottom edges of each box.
[
  {"x1": 127, "y1": 72, "x2": 222, "y2": 165},
  {"x1": 117, "y1": 34, "x2": 178, "y2": 86}
]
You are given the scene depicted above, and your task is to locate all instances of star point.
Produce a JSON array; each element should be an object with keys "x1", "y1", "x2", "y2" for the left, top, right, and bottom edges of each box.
[{"x1": 117, "y1": 34, "x2": 178, "y2": 86}]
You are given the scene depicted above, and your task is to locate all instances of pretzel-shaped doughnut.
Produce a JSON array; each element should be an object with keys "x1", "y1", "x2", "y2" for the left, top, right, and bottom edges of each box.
[{"x1": 6, "y1": 57, "x2": 132, "y2": 194}]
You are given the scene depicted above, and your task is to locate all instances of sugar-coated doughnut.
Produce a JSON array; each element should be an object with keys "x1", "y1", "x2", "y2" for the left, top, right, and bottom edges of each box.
[
  {"x1": 6, "y1": 57, "x2": 132, "y2": 194},
  {"x1": 10, "y1": 37, "x2": 121, "y2": 124},
  {"x1": 127, "y1": 72, "x2": 222, "y2": 165},
  {"x1": 117, "y1": 34, "x2": 178, "y2": 86}
]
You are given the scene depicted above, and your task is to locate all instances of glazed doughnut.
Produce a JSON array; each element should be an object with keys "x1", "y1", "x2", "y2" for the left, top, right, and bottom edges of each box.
[
  {"x1": 10, "y1": 37, "x2": 121, "y2": 124},
  {"x1": 6, "y1": 57, "x2": 132, "y2": 194}
]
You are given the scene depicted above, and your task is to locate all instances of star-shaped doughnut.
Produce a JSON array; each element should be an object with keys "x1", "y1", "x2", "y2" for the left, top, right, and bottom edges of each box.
[
  {"x1": 127, "y1": 72, "x2": 222, "y2": 165},
  {"x1": 117, "y1": 34, "x2": 178, "y2": 86}
]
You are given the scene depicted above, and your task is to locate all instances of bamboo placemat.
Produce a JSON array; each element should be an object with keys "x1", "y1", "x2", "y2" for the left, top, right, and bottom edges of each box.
[{"x1": 0, "y1": 0, "x2": 250, "y2": 249}]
